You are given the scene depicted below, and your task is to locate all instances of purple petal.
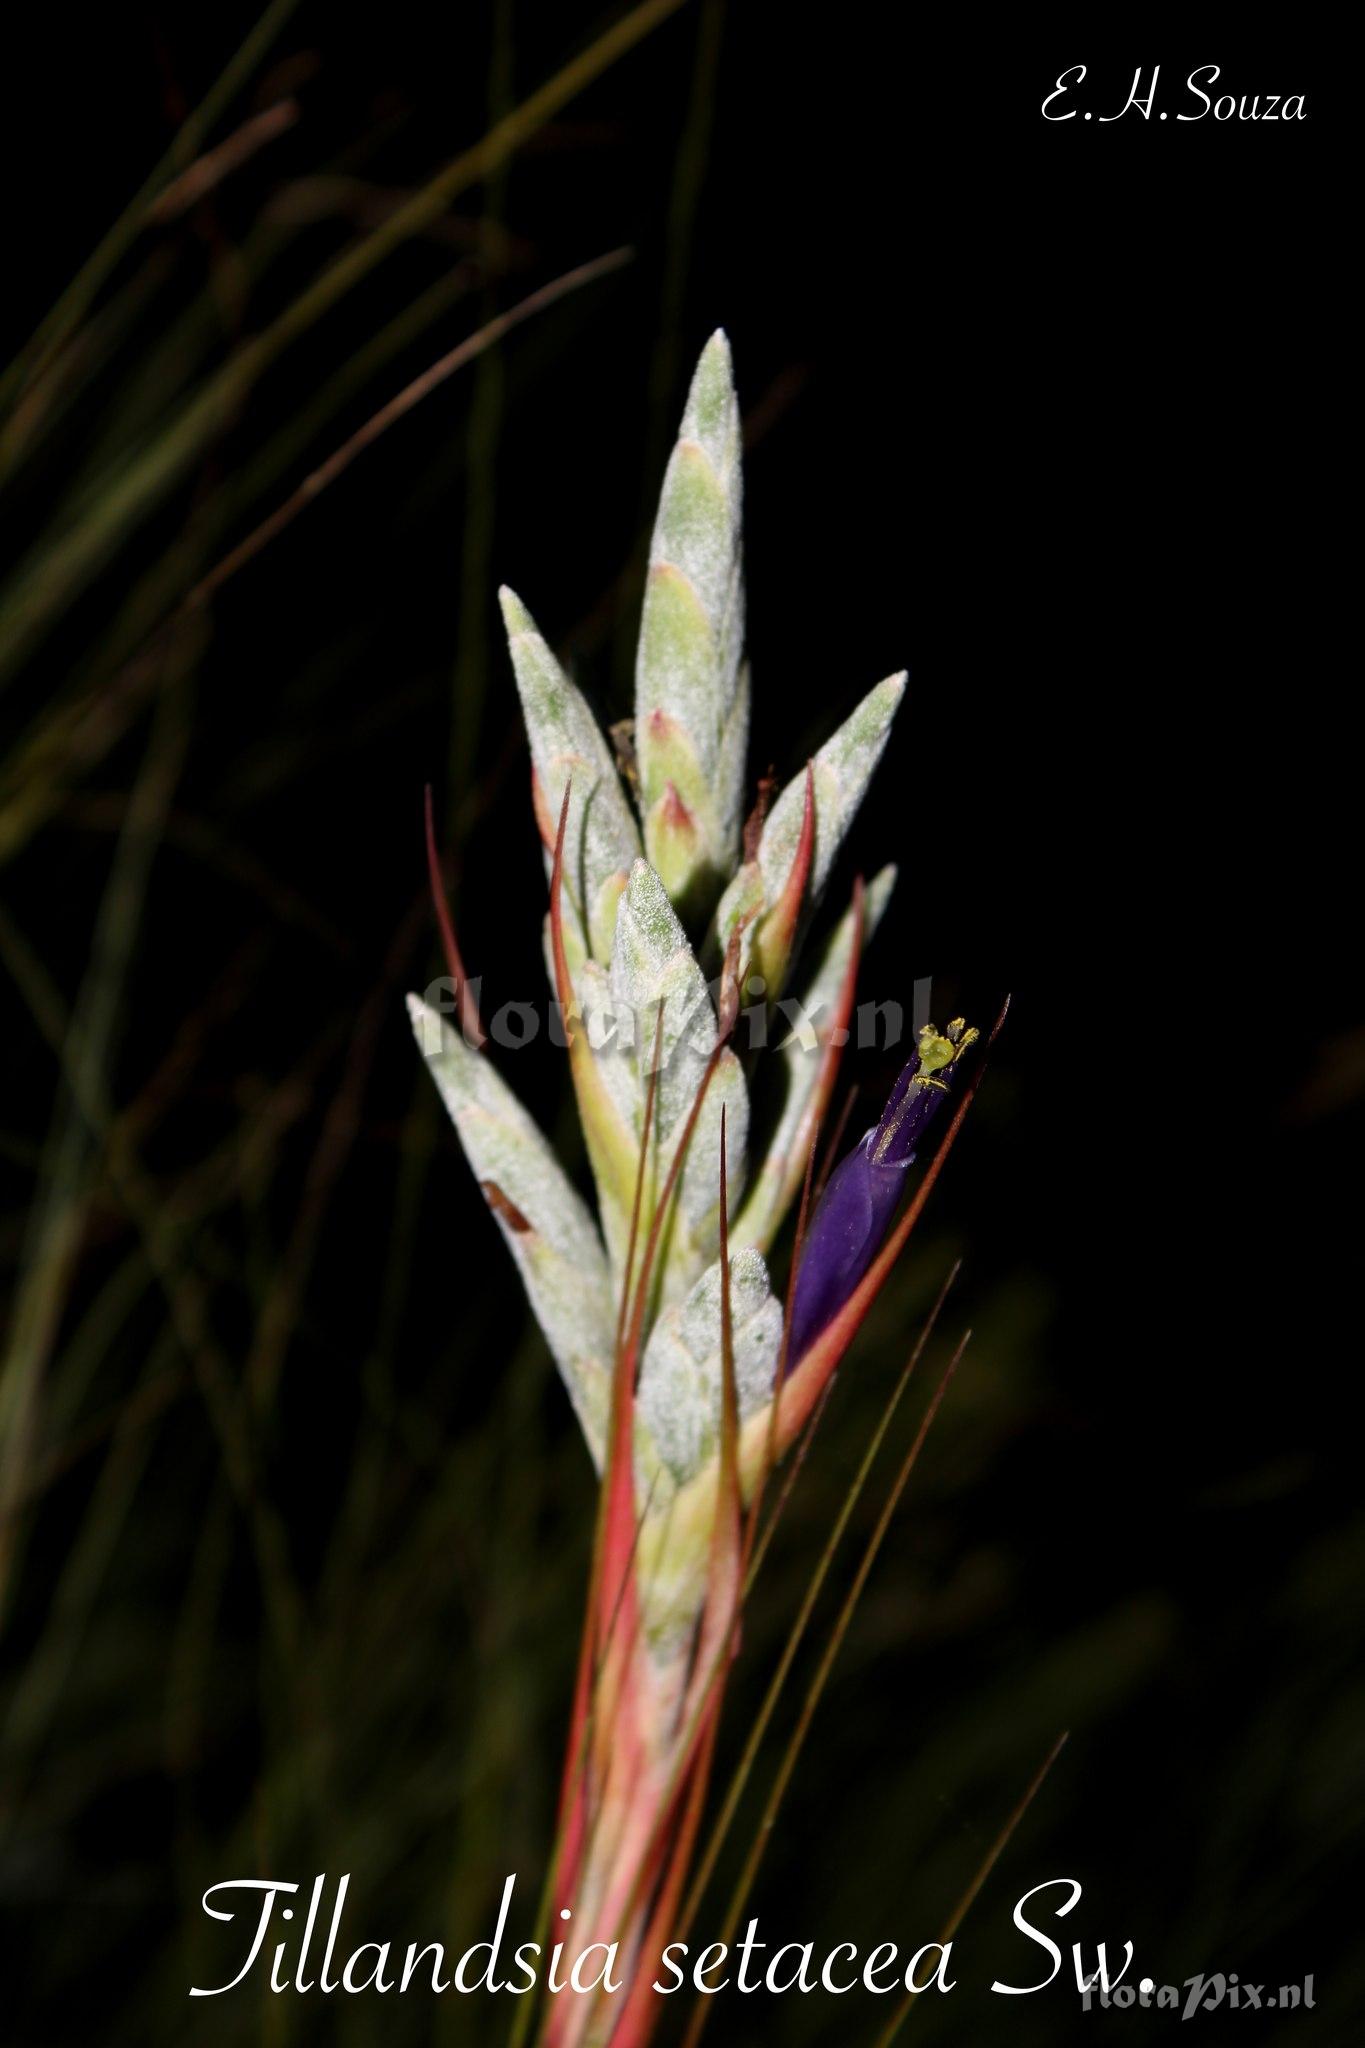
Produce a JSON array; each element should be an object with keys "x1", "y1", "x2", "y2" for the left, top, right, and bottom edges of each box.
[
  {"x1": 785, "y1": 1021, "x2": 976, "y2": 1368},
  {"x1": 785, "y1": 1134, "x2": 909, "y2": 1365}
]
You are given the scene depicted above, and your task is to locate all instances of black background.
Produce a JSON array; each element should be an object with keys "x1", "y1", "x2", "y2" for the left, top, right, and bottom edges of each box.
[{"x1": 1, "y1": 11, "x2": 1356, "y2": 2046}]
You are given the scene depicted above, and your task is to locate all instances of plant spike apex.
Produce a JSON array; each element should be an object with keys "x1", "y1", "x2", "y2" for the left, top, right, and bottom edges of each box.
[{"x1": 636, "y1": 331, "x2": 746, "y2": 926}]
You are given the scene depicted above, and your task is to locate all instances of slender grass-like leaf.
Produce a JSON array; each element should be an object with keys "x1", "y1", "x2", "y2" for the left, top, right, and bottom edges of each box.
[
  {"x1": 0, "y1": 0, "x2": 688, "y2": 683},
  {"x1": 869, "y1": 1733, "x2": 1070, "y2": 2046},
  {"x1": 0, "y1": 0, "x2": 305, "y2": 422}
]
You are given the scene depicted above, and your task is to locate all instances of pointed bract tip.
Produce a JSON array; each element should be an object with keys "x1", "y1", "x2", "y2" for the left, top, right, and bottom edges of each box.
[
  {"x1": 406, "y1": 991, "x2": 445, "y2": 1058},
  {"x1": 497, "y1": 584, "x2": 534, "y2": 636},
  {"x1": 681, "y1": 330, "x2": 739, "y2": 449}
]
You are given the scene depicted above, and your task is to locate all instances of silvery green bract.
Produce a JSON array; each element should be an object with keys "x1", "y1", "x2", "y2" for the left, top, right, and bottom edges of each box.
[{"x1": 409, "y1": 331, "x2": 905, "y2": 1651}]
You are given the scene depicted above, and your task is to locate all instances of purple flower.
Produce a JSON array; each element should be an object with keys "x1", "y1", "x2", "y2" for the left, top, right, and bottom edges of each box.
[{"x1": 786, "y1": 1019, "x2": 978, "y2": 1366}]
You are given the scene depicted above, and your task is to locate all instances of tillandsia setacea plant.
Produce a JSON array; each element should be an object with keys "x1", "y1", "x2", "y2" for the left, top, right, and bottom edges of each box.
[{"x1": 409, "y1": 333, "x2": 994, "y2": 2048}]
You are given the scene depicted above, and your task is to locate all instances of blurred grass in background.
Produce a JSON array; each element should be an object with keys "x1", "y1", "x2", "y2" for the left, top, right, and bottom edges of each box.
[{"x1": 2, "y1": 7, "x2": 1361, "y2": 2044}]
